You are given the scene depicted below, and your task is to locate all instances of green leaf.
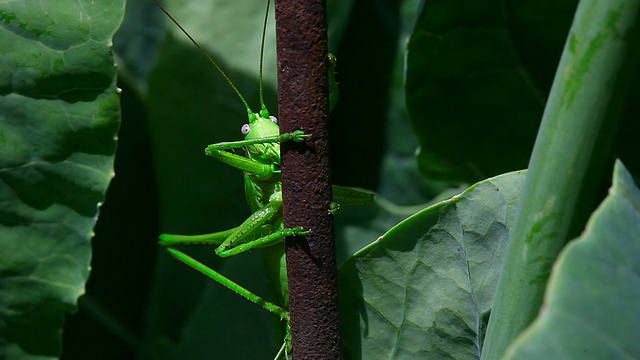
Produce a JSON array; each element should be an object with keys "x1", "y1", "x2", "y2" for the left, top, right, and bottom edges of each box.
[
  {"x1": 334, "y1": 195, "x2": 430, "y2": 267},
  {"x1": 503, "y1": 161, "x2": 640, "y2": 358},
  {"x1": 405, "y1": 0, "x2": 577, "y2": 182},
  {"x1": 482, "y1": 1, "x2": 640, "y2": 356},
  {"x1": 339, "y1": 171, "x2": 525, "y2": 359},
  {"x1": 0, "y1": 0, "x2": 123, "y2": 358}
]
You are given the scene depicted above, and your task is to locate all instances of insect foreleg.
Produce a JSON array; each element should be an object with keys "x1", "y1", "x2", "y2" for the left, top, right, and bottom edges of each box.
[
  {"x1": 205, "y1": 131, "x2": 311, "y2": 178},
  {"x1": 207, "y1": 149, "x2": 275, "y2": 178},
  {"x1": 207, "y1": 130, "x2": 311, "y2": 153}
]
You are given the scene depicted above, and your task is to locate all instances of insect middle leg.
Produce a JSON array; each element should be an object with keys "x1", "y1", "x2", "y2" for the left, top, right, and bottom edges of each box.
[
  {"x1": 159, "y1": 227, "x2": 239, "y2": 246},
  {"x1": 214, "y1": 191, "x2": 309, "y2": 257},
  {"x1": 160, "y1": 192, "x2": 308, "y2": 257}
]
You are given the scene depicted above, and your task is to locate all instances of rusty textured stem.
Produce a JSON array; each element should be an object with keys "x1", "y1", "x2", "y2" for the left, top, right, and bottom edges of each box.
[{"x1": 274, "y1": 0, "x2": 341, "y2": 359}]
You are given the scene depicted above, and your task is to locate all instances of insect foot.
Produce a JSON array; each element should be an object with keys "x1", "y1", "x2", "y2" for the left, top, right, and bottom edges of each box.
[
  {"x1": 285, "y1": 226, "x2": 311, "y2": 236},
  {"x1": 328, "y1": 202, "x2": 340, "y2": 214},
  {"x1": 290, "y1": 130, "x2": 312, "y2": 143}
]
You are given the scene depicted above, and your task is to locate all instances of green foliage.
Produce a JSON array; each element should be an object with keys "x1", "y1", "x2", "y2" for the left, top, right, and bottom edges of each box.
[
  {"x1": 340, "y1": 171, "x2": 525, "y2": 359},
  {"x1": 406, "y1": 0, "x2": 640, "y2": 184},
  {"x1": 0, "y1": 0, "x2": 124, "y2": 358},
  {"x1": 406, "y1": 0, "x2": 573, "y2": 182},
  {"x1": 504, "y1": 161, "x2": 640, "y2": 359},
  {"x1": 2, "y1": 0, "x2": 639, "y2": 359},
  {"x1": 481, "y1": 0, "x2": 640, "y2": 356}
]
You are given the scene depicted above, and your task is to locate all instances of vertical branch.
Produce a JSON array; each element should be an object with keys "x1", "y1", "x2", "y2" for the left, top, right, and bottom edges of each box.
[{"x1": 274, "y1": 0, "x2": 341, "y2": 359}]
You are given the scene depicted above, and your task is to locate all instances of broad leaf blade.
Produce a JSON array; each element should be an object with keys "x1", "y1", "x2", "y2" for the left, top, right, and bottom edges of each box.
[
  {"x1": 405, "y1": 0, "x2": 577, "y2": 182},
  {"x1": 340, "y1": 171, "x2": 525, "y2": 359},
  {"x1": 504, "y1": 160, "x2": 640, "y2": 358},
  {"x1": 0, "y1": 1, "x2": 123, "y2": 358}
]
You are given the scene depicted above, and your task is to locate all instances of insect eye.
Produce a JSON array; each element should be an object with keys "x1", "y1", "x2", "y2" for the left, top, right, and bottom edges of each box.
[
  {"x1": 270, "y1": 116, "x2": 278, "y2": 124},
  {"x1": 241, "y1": 124, "x2": 251, "y2": 135}
]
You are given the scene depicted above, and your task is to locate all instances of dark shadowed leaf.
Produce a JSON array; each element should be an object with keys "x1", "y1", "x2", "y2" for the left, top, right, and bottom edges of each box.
[{"x1": 405, "y1": 0, "x2": 577, "y2": 182}]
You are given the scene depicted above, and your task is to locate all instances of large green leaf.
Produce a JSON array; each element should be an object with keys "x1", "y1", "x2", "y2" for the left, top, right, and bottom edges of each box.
[
  {"x1": 339, "y1": 171, "x2": 525, "y2": 359},
  {"x1": 405, "y1": 0, "x2": 577, "y2": 182},
  {"x1": 504, "y1": 160, "x2": 640, "y2": 358},
  {"x1": 0, "y1": 0, "x2": 123, "y2": 358}
]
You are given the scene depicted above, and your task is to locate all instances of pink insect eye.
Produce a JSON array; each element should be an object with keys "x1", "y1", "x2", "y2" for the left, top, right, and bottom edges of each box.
[
  {"x1": 270, "y1": 116, "x2": 278, "y2": 124},
  {"x1": 241, "y1": 124, "x2": 251, "y2": 135}
]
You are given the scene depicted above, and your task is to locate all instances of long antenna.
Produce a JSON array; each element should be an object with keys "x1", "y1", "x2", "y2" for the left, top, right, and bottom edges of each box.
[
  {"x1": 258, "y1": 0, "x2": 271, "y2": 117},
  {"x1": 153, "y1": 0, "x2": 253, "y2": 116}
]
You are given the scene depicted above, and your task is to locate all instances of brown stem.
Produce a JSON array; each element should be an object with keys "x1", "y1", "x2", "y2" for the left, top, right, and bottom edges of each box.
[{"x1": 274, "y1": 0, "x2": 341, "y2": 359}]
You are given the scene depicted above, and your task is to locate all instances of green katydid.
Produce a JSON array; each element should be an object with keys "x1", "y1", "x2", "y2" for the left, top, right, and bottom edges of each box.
[{"x1": 153, "y1": 0, "x2": 373, "y2": 358}]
